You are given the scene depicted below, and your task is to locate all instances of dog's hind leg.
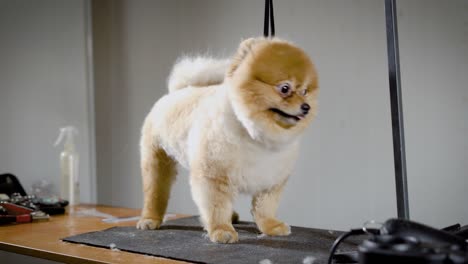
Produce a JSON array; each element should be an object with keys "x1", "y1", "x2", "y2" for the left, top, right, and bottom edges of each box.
[{"x1": 137, "y1": 120, "x2": 177, "y2": 230}]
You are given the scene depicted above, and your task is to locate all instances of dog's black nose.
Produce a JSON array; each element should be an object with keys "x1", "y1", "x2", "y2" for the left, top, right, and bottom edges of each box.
[{"x1": 301, "y1": 103, "x2": 310, "y2": 113}]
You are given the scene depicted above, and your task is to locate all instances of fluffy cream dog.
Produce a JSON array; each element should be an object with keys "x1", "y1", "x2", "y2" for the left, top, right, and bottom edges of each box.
[{"x1": 137, "y1": 37, "x2": 318, "y2": 243}]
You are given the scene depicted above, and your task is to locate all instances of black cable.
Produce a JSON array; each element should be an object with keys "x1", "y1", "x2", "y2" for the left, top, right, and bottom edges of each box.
[
  {"x1": 269, "y1": 0, "x2": 275, "y2": 36},
  {"x1": 263, "y1": 0, "x2": 269, "y2": 37},
  {"x1": 263, "y1": 0, "x2": 275, "y2": 37},
  {"x1": 327, "y1": 229, "x2": 366, "y2": 264}
]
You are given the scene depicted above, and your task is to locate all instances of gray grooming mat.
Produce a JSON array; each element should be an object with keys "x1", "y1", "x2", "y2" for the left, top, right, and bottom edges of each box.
[{"x1": 62, "y1": 216, "x2": 362, "y2": 264}]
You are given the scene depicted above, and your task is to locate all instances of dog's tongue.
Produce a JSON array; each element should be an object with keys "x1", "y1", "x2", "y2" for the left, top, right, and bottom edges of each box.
[{"x1": 297, "y1": 115, "x2": 305, "y2": 120}]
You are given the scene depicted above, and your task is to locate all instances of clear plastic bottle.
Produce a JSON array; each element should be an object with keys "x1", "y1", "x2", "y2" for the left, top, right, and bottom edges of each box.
[{"x1": 54, "y1": 126, "x2": 79, "y2": 207}]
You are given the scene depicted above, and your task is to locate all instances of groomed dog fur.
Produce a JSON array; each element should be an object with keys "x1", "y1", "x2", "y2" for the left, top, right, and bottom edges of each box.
[{"x1": 137, "y1": 37, "x2": 318, "y2": 243}]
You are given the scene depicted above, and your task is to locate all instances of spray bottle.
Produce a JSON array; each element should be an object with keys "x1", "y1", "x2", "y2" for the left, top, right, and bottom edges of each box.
[{"x1": 55, "y1": 126, "x2": 80, "y2": 207}]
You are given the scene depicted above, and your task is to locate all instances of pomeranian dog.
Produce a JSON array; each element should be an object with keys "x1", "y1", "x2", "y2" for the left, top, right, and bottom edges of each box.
[{"x1": 136, "y1": 37, "x2": 318, "y2": 243}]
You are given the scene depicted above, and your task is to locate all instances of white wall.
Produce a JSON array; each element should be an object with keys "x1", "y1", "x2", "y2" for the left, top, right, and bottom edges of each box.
[
  {"x1": 0, "y1": 0, "x2": 464, "y2": 238},
  {"x1": 93, "y1": 0, "x2": 398, "y2": 230},
  {"x1": 0, "y1": 0, "x2": 95, "y2": 203},
  {"x1": 93, "y1": 0, "x2": 468, "y2": 230},
  {"x1": 398, "y1": 0, "x2": 468, "y2": 227}
]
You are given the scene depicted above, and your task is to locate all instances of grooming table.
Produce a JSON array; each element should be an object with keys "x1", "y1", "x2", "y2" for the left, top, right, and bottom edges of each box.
[
  {"x1": 0, "y1": 204, "x2": 361, "y2": 264},
  {"x1": 63, "y1": 214, "x2": 362, "y2": 264}
]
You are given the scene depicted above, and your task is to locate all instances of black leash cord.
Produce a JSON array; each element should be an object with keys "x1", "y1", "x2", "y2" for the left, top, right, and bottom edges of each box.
[{"x1": 263, "y1": 0, "x2": 275, "y2": 37}]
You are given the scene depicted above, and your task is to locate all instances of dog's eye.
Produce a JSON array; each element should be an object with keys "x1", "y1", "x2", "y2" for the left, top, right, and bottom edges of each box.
[
  {"x1": 301, "y1": 89, "x2": 308, "y2": 96},
  {"x1": 277, "y1": 83, "x2": 292, "y2": 96}
]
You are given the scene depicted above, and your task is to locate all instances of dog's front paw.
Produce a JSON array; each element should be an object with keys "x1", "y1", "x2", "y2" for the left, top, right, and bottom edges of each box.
[
  {"x1": 136, "y1": 218, "x2": 162, "y2": 230},
  {"x1": 257, "y1": 218, "x2": 291, "y2": 236},
  {"x1": 208, "y1": 224, "x2": 239, "y2": 243}
]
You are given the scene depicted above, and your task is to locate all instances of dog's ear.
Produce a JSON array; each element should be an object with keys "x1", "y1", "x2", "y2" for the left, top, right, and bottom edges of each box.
[{"x1": 227, "y1": 38, "x2": 260, "y2": 77}]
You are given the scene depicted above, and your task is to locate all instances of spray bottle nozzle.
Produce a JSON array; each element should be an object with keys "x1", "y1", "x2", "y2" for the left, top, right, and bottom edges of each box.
[{"x1": 54, "y1": 126, "x2": 78, "y2": 148}]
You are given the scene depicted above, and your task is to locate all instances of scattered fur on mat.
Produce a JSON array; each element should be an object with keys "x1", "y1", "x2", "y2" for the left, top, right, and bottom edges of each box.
[{"x1": 137, "y1": 37, "x2": 319, "y2": 243}]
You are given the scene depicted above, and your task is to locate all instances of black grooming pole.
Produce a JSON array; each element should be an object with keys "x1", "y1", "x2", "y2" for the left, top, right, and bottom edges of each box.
[
  {"x1": 385, "y1": 0, "x2": 410, "y2": 219},
  {"x1": 264, "y1": 0, "x2": 275, "y2": 37}
]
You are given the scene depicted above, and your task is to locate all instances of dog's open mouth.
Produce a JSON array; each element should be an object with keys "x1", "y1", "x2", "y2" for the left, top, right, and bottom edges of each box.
[{"x1": 270, "y1": 108, "x2": 305, "y2": 121}]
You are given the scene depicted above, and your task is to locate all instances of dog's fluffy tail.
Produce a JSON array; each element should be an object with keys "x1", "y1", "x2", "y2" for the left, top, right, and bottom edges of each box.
[{"x1": 167, "y1": 56, "x2": 230, "y2": 93}]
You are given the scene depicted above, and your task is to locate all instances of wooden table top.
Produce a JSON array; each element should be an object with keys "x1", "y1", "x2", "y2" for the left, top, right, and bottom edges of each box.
[{"x1": 0, "y1": 204, "x2": 190, "y2": 264}]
